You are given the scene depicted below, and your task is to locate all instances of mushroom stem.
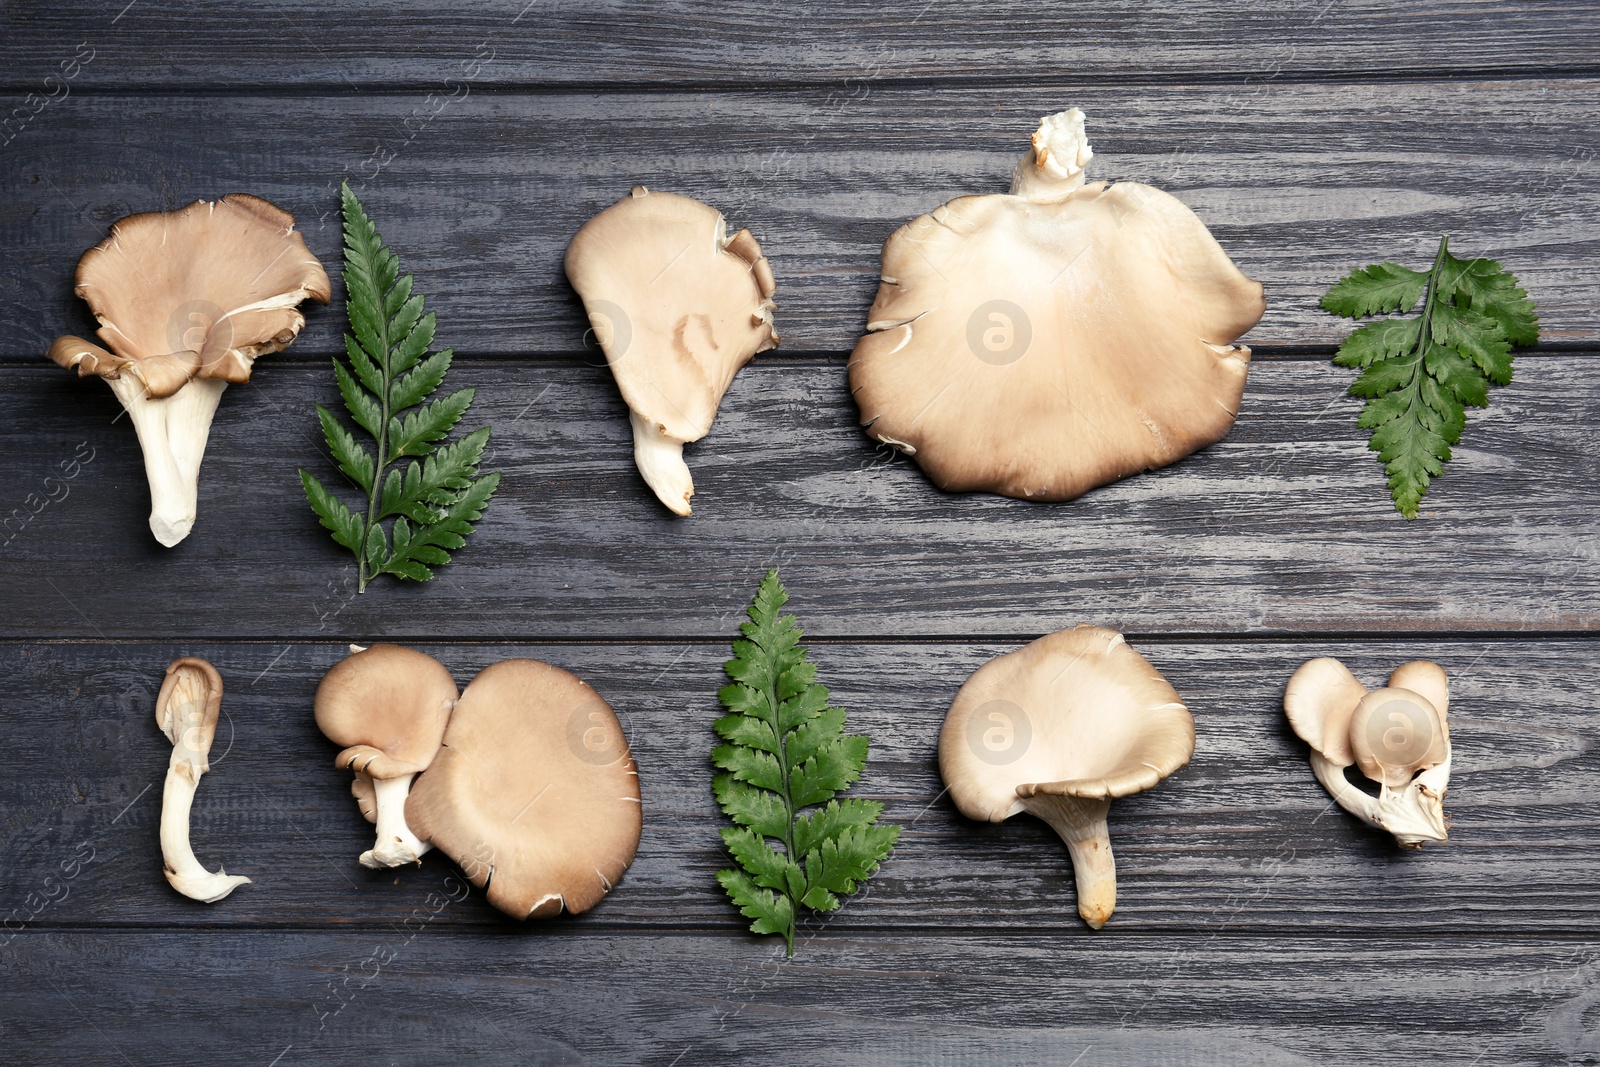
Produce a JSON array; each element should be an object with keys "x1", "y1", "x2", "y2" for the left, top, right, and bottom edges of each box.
[
  {"x1": 1309, "y1": 752, "x2": 1449, "y2": 849},
  {"x1": 1024, "y1": 793, "x2": 1117, "y2": 929},
  {"x1": 160, "y1": 759, "x2": 251, "y2": 902},
  {"x1": 1009, "y1": 108, "x2": 1094, "y2": 201},
  {"x1": 628, "y1": 410, "x2": 694, "y2": 516},
  {"x1": 108, "y1": 375, "x2": 227, "y2": 547},
  {"x1": 360, "y1": 773, "x2": 432, "y2": 869}
]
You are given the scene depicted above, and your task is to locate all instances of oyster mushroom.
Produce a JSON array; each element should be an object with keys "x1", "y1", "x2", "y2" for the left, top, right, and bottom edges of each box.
[
  {"x1": 48, "y1": 194, "x2": 330, "y2": 546},
  {"x1": 1284, "y1": 657, "x2": 1452, "y2": 848},
  {"x1": 313, "y1": 644, "x2": 458, "y2": 869},
  {"x1": 155, "y1": 656, "x2": 250, "y2": 903},
  {"x1": 938, "y1": 625, "x2": 1194, "y2": 929},
  {"x1": 407, "y1": 659, "x2": 642, "y2": 918},
  {"x1": 564, "y1": 186, "x2": 778, "y2": 515},
  {"x1": 849, "y1": 108, "x2": 1265, "y2": 501}
]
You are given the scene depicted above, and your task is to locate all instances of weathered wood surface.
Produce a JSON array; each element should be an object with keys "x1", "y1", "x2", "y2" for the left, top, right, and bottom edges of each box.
[
  {"x1": 4, "y1": 0, "x2": 1598, "y2": 87},
  {"x1": 1, "y1": 358, "x2": 1596, "y2": 639},
  {"x1": 3, "y1": 931, "x2": 1598, "y2": 1065},
  {"x1": 3, "y1": 3, "x2": 1599, "y2": 1063},
  {"x1": 1, "y1": 639, "x2": 1594, "y2": 933},
  {"x1": 2, "y1": 82, "x2": 1598, "y2": 355}
]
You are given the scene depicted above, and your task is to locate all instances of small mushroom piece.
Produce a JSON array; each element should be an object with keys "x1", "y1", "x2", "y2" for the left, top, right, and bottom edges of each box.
[
  {"x1": 1284, "y1": 657, "x2": 1452, "y2": 848},
  {"x1": 406, "y1": 659, "x2": 642, "y2": 919},
  {"x1": 154, "y1": 656, "x2": 250, "y2": 902},
  {"x1": 48, "y1": 194, "x2": 330, "y2": 546},
  {"x1": 849, "y1": 108, "x2": 1266, "y2": 501},
  {"x1": 313, "y1": 644, "x2": 458, "y2": 869},
  {"x1": 938, "y1": 625, "x2": 1195, "y2": 929},
  {"x1": 564, "y1": 186, "x2": 778, "y2": 515}
]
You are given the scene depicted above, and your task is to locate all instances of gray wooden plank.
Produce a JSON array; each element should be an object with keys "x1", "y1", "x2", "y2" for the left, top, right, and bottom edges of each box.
[
  {"x1": 2, "y1": 639, "x2": 1594, "y2": 934},
  {"x1": 2, "y1": 0, "x2": 1597, "y2": 88},
  {"x1": 2, "y1": 82, "x2": 1596, "y2": 355},
  {"x1": 2, "y1": 928, "x2": 1597, "y2": 1065},
  {"x1": 1, "y1": 357, "x2": 1596, "y2": 639}
]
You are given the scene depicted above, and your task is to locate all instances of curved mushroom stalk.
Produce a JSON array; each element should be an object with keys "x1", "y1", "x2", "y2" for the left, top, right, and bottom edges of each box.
[
  {"x1": 155, "y1": 657, "x2": 251, "y2": 903},
  {"x1": 1285, "y1": 658, "x2": 1452, "y2": 849},
  {"x1": 850, "y1": 109, "x2": 1265, "y2": 502},
  {"x1": 106, "y1": 375, "x2": 227, "y2": 547},
  {"x1": 628, "y1": 411, "x2": 695, "y2": 518},
  {"x1": 314, "y1": 644, "x2": 457, "y2": 870},
  {"x1": 565, "y1": 186, "x2": 779, "y2": 516},
  {"x1": 48, "y1": 194, "x2": 329, "y2": 546},
  {"x1": 1020, "y1": 791, "x2": 1116, "y2": 929},
  {"x1": 938, "y1": 625, "x2": 1195, "y2": 930}
]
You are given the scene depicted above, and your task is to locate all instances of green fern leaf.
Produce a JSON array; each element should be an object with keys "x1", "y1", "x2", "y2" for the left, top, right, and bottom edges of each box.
[
  {"x1": 1320, "y1": 236, "x2": 1538, "y2": 518},
  {"x1": 302, "y1": 182, "x2": 501, "y2": 591},
  {"x1": 712, "y1": 570, "x2": 900, "y2": 955}
]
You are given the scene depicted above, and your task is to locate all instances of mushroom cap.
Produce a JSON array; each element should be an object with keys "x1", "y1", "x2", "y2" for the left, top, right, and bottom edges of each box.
[
  {"x1": 155, "y1": 656, "x2": 224, "y2": 766},
  {"x1": 849, "y1": 153, "x2": 1264, "y2": 501},
  {"x1": 1348, "y1": 686, "x2": 1450, "y2": 789},
  {"x1": 563, "y1": 186, "x2": 778, "y2": 444},
  {"x1": 313, "y1": 644, "x2": 457, "y2": 781},
  {"x1": 1285, "y1": 658, "x2": 1451, "y2": 784},
  {"x1": 405, "y1": 659, "x2": 642, "y2": 919},
  {"x1": 938, "y1": 625, "x2": 1194, "y2": 822},
  {"x1": 1283, "y1": 656, "x2": 1371, "y2": 767},
  {"x1": 48, "y1": 194, "x2": 330, "y2": 399}
]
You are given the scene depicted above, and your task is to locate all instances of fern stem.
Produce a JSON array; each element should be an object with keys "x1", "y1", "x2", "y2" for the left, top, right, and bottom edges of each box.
[
  {"x1": 762, "y1": 642, "x2": 799, "y2": 956},
  {"x1": 1397, "y1": 235, "x2": 1452, "y2": 428},
  {"x1": 356, "y1": 260, "x2": 394, "y2": 596}
]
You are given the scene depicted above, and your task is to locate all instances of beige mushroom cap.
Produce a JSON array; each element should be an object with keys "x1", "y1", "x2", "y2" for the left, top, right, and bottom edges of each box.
[
  {"x1": 406, "y1": 659, "x2": 642, "y2": 919},
  {"x1": 565, "y1": 186, "x2": 777, "y2": 443},
  {"x1": 48, "y1": 194, "x2": 330, "y2": 399},
  {"x1": 938, "y1": 625, "x2": 1195, "y2": 820},
  {"x1": 1283, "y1": 656, "x2": 1371, "y2": 767},
  {"x1": 155, "y1": 656, "x2": 225, "y2": 771},
  {"x1": 850, "y1": 113, "x2": 1264, "y2": 501},
  {"x1": 313, "y1": 644, "x2": 458, "y2": 780}
]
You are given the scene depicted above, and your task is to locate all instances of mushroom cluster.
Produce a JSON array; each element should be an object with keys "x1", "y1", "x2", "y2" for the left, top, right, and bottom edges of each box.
[
  {"x1": 938, "y1": 625, "x2": 1194, "y2": 928},
  {"x1": 154, "y1": 656, "x2": 250, "y2": 903},
  {"x1": 49, "y1": 195, "x2": 330, "y2": 546},
  {"x1": 313, "y1": 645, "x2": 642, "y2": 918},
  {"x1": 1284, "y1": 658, "x2": 1452, "y2": 848},
  {"x1": 850, "y1": 108, "x2": 1266, "y2": 501},
  {"x1": 565, "y1": 186, "x2": 778, "y2": 515}
]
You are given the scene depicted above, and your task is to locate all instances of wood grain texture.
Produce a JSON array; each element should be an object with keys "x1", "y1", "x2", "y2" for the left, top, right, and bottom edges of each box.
[
  {"x1": 1, "y1": 639, "x2": 1594, "y2": 934},
  {"x1": 2, "y1": 82, "x2": 1596, "y2": 356},
  {"x1": 1, "y1": 357, "x2": 1596, "y2": 639},
  {"x1": 3, "y1": 929, "x2": 1598, "y2": 1065},
  {"x1": 3, "y1": 0, "x2": 1599, "y2": 88}
]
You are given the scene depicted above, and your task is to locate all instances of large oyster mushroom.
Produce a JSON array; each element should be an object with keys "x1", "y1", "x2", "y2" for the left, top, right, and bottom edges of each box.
[
  {"x1": 564, "y1": 186, "x2": 778, "y2": 516},
  {"x1": 48, "y1": 194, "x2": 330, "y2": 545},
  {"x1": 849, "y1": 108, "x2": 1266, "y2": 501}
]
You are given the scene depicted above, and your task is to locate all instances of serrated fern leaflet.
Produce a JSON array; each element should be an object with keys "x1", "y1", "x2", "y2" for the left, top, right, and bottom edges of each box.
[
  {"x1": 300, "y1": 182, "x2": 501, "y2": 591},
  {"x1": 1321, "y1": 236, "x2": 1538, "y2": 518},
  {"x1": 713, "y1": 570, "x2": 901, "y2": 955}
]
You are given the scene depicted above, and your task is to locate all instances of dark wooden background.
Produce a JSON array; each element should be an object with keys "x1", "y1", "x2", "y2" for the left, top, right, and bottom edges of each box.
[{"x1": 3, "y1": 2, "x2": 1598, "y2": 1064}]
